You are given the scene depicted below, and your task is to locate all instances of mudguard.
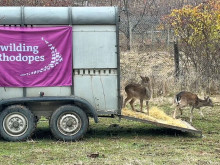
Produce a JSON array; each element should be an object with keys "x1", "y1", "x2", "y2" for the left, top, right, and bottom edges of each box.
[{"x1": 0, "y1": 96, "x2": 98, "y2": 123}]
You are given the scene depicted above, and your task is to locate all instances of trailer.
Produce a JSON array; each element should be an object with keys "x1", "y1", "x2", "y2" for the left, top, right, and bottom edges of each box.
[{"x1": 0, "y1": 6, "x2": 201, "y2": 142}]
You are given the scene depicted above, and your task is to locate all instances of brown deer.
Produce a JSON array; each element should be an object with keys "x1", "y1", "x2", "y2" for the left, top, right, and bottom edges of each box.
[
  {"x1": 173, "y1": 91, "x2": 214, "y2": 123},
  {"x1": 123, "y1": 76, "x2": 151, "y2": 115}
]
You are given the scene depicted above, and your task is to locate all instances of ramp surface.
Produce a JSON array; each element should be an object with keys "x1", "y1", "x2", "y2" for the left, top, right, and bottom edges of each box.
[{"x1": 121, "y1": 107, "x2": 202, "y2": 135}]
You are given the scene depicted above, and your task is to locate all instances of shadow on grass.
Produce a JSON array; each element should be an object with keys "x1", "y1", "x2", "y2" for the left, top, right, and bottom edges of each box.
[
  {"x1": 30, "y1": 124, "x2": 199, "y2": 141},
  {"x1": 0, "y1": 121, "x2": 200, "y2": 142},
  {"x1": 32, "y1": 126, "x2": 54, "y2": 140},
  {"x1": 86, "y1": 126, "x2": 199, "y2": 139},
  {"x1": 0, "y1": 125, "x2": 54, "y2": 142}
]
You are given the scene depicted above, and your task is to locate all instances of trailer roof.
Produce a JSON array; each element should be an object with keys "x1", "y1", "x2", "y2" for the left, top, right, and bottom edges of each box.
[{"x1": 0, "y1": 7, "x2": 118, "y2": 25}]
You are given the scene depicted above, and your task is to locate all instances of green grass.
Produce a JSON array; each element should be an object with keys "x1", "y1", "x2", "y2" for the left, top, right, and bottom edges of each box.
[{"x1": 0, "y1": 104, "x2": 219, "y2": 165}]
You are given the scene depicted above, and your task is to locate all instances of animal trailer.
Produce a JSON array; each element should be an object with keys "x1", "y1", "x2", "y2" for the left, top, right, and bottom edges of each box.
[{"x1": 0, "y1": 6, "x2": 201, "y2": 141}]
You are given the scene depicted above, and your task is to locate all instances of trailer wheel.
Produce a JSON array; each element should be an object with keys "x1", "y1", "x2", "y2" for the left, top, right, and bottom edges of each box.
[
  {"x1": 0, "y1": 105, "x2": 36, "y2": 141},
  {"x1": 50, "y1": 105, "x2": 89, "y2": 141}
]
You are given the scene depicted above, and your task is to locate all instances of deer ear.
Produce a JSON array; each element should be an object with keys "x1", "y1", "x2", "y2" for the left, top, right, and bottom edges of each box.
[
  {"x1": 145, "y1": 76, "x2": 150, "y2": 82},
  {"x1": 140, "y1": 76, "x2": 144, "y2": 80},
  {"x1": 207, "y1": 96, "x2": 210, "y2": 100}
]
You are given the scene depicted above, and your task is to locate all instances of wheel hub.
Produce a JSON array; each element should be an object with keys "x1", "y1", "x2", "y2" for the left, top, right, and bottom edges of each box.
[
  {"x1": 13, "y1": 121, "x2": 19, "y2": 128},
  {"x1": 66, "y1": 120, "x2": 74, "y2": 127},
  {"x1": 57, "y1": 113, "x2": 81, "y2": 136},
  {"x1": 3, "y1": 113, "x2": 28, "y2": 137}
]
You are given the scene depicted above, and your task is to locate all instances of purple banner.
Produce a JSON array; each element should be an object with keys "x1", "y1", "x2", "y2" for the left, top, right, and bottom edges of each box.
[{"x1": 0, "y1": 26, "x2": 72, "y2": 87}]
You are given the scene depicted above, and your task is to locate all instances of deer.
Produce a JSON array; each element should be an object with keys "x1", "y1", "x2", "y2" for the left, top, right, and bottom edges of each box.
[
  {"x1": 123, "y1": 76, "x2": 151, "y2": 115},
  {"x1": 173, "y1": 91, "x2": 214, "y2": 123}
]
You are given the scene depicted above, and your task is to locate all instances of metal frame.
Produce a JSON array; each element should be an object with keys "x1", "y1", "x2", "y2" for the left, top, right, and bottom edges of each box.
[
  {"x1": 21, "y1": 6, "x2": 27, "y2": 97},
  {"x1": 68, "y1": 6, "x2": 74, "y2": 95},
  {"x1": 115, "y1": 7, "x2": 121, "y2": 115}
]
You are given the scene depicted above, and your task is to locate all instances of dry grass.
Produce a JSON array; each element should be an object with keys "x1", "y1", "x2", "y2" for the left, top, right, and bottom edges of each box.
[{"x1": 121, "y1": 51, "x2": 220, "y2": 97}]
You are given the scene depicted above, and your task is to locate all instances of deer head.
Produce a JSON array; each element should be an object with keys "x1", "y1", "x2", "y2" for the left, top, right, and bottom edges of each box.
[
  {"x1": 140, "y1": 76, "x2": 150, "y2": 86},
  {"x1": 204, "y1": 96, "x2": 214, "y2": 107}
]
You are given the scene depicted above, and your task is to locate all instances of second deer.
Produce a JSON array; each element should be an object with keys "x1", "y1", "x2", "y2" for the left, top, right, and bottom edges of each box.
[
  {"x1": 123, "y1": 76, "x2": 151, "y2": 115},
  {"x1": 173, "y1": 91, "x2": 214, "y2": 123}
]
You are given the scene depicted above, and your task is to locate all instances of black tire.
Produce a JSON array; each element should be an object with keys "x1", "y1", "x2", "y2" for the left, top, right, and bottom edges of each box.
[
  {"x1": 50, "y1": 105, "x2": 89, "y2": 141},
  {"x1": 0, "y1": 105, "x2": 36, "y2": 141}
]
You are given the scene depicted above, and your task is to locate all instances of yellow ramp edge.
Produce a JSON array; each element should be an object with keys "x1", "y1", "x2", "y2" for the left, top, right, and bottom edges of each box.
[{"x1": 121, "y1": 107, "x2": 202, "y2": 135}]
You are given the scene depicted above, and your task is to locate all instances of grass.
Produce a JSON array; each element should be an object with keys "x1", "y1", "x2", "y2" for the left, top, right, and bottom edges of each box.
[{"x1": 0, "y1": 103, "x2": 219, "y2": 165}]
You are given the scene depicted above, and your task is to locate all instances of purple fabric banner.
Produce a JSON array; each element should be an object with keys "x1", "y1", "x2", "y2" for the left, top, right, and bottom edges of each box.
[{"x1": 0, "y1": 26, "x2": 72, "y2": 87}]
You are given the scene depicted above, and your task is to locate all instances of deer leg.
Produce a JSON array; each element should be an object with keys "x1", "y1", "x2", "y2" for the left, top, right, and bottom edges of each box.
[
  {"x1": 199, "y1": 108, "x2": 204, "y2": 118},
  {"x1": 173, "y1": 106, "x2": 177, "y2": 118},
  {"x1": 179, "y1": 108, "x2": 183, "y2": 116},
  {"x1": 129, "y1": 98, "x2": 136, "y2": 111},
  {"x1": 146, "y1": 100, "x2": 149, "y2": 115},
  {"x1": 140, "y1": 99, "x2": 143, "y2": 113},
  {"x1": 190, "y1": 107, "x2": 194, "y2": 123},
  {"x1": 123, "y1": 96, "x2": 131, "y2": 108}
]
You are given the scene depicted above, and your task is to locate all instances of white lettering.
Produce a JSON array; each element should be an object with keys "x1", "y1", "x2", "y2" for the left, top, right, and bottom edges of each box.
[
  {"x1": 40, "y1": 56, "x2": 44, "y2": 61},
  {"x1": 0, "y1": 43, "x2": 39, "y2": 54},
  {"x1": 0, "y1": 53, "x2": 45, "y2": 64},
  {"x1": 28, "y1": 56, "x2": 35, "y2": 64},
  {"x1": 33, "y1": 46, "x2": 39, "y2": 54},
  {"x1": 3, "y1": 53, "x2": 9, "y2": 61},
  {"x1": 22, "y1": 56, "x2": 28, "y2": 61},
  {"x1": 9, "y1": 56, "x2": 15, "y2": 61},
  {"x1": 16, "y1": 43, "x2": 22, "y2": 51},
  {"x1": 0, "y1": 42, "x2": 43, "y2": 64},
  {"x1": 16, "y1": 53, "x2": 22, "y2": 61},
  {"x1": 0, "y1": 45, "x2": 9, "y2": 51}
]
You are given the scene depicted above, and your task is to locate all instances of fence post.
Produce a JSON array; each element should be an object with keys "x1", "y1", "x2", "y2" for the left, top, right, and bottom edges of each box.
[
  {"x1": 151, "y1": 27, "x2": 154, "y2": 43},
  {"x1": 174, "y1": 38, "x2": 180, "y2": 78},
  {"x1": 167, "y1": 28, "x2": 170, "y2": 50},
  {"x1": 129, "y1": 22, "x2": 132, "y2": 50}
]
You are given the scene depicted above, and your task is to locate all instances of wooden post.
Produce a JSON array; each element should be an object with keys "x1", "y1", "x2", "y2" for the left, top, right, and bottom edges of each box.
[
  {"x1": 167, "y1": 29, "x2": 170, "y2": 50},
  {"x1": 129, "y1": 22, "x2": 132, "y2": 50},
  {"x1": 174, "y1": 39, "x2": 180, "y2": 78}
]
